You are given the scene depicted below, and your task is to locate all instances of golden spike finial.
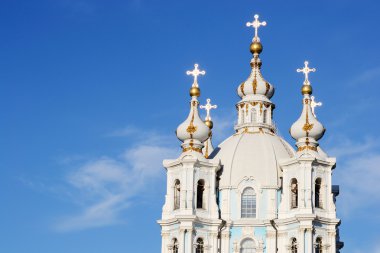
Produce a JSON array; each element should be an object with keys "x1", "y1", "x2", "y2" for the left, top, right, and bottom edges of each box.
[
  {"x1": 186, "y1": 63, "x2": 206, "y2": 88},
  {"x1": 246, "y1": 14, "x2": 267, "y2": 42},
  {"x1": 297, "y1": 61, "x2": 316, "y2": 86}
]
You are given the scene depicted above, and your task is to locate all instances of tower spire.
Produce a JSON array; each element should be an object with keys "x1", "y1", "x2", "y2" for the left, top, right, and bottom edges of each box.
[
  {"x1": 290, "y1": 61, "x2": 325, "y2": 152},
  {"x1": 236, "y1": 14, "x2": 275, "y2": 134},
  {"x1": 176, "y1": 64, "x2": 210, "y2": 154},
  {"x1": 200, "y1": 98, "x2": 217, "y2": 158}
]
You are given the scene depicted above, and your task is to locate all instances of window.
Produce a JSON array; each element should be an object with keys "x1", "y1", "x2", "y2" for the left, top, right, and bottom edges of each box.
[
  {"x1": 195, "y1": 238, "x2": 204, "y2": 253},
  {"x1": 315, "y1": 237, "x2": 322, "y2": 253},
  {"x1": 197, "y1": 180, "x2": 205, "y2": 209},
  {"x1": 241, "y1": 187, "x2": 256, "y2": 218},
  {"x1": 174, "y1": 180, "x2": 180, "y2": 210},
  {"x1": 172, "y1": 238, "x2": 178, "y2": 253},
  {"x1": 291, "y1": 179, "x2": 298, "y2": 209},
  {"x1": 251, "y1": 109, "x2": 257, "y2": 123},
  {"x1": 241, "y1": 238, "x2": 255, "y2": 253},
  {"x1": 315, "y1": 178, "x2": 322, "y2": 208},
  {"x1": 290, "y1": 238, "x2": 297, "y2": 253}
]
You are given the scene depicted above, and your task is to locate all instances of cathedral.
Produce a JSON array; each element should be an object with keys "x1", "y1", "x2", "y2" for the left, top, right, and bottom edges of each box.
[{"x1": 157, "y1": 14, "x2": 344, "y2": 253}]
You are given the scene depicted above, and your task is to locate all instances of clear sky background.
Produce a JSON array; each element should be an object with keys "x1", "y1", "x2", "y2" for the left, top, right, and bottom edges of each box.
[{"x1": 1, "y1": 0, "x2": 380, "y2": 252}]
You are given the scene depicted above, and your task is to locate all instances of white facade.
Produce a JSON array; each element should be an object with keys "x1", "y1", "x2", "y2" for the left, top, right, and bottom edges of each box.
[{"x1": 158, "y1": 14, "x2": 343, "y2": 253}]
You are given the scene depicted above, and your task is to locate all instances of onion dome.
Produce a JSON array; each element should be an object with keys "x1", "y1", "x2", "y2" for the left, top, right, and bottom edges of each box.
[
  {"x1": 200, "y1": 98, "x2": 217, "y2": 158},
  {"x1": 290, "y1": 61, "x2": 325, "y2": 152},
  {"x1": 176, "y1": 64, "x2": 210, "y2": 153},
  {"x1": 234, "y1": 14, "x2": 276, "y2": 134},
  {"x1": 237, "y1": 15, "x2": 274, "y2": 99}
]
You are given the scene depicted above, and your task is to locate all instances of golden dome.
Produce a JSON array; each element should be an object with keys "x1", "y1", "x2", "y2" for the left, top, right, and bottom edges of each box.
[
  {"x1": 250, "y1": 41, "x2": 263, "y2": 54},
  {"x1": 301, "y1": 85, "x2": 312, "y2": 95},
  {"x1": 205, "y1": 119, "x2": 213, "y2": 129},
  {"x1": 190, "y1": 86, "x2": 200, "y2": 97}
]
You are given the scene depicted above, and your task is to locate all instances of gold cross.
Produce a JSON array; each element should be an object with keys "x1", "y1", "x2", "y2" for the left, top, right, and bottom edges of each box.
[
  {"x1": 297, "y1": 61, "x2": 316, "y2": 85},
  {"x1": 186, "y1": 64, "x2": 206, "y2": 87},
  {"x1": 246, "y1": 14, "x2": 267, "y2": 42}
]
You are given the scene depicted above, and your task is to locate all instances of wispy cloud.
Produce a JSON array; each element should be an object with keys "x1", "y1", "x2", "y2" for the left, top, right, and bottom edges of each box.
[
  {"x1": 326, "y1": 136, "x2": 380, "y2": 217},
  {"x1": 54, "y1": 130, "x2": 179, "y2": 232},
  {"x1": 211, "y1": 111, "x2": 235, "y2": 144},
  {"x1": 350, "y1": 66, "x2": 380, "y2": 86}
]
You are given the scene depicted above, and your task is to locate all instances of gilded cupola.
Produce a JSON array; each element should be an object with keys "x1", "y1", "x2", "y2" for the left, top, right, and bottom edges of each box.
[
  {"x1": 234, "y1": 14, "x2": 276, "y2": 133},
  {"x1": 290, "y1": 61, "x2": 325, "y2": 152},
  {"x1": 237, "y1": 15, "x2": 275, "y2": 100},
  {"x1": 176, "y1": 64, "x2": 210, "y2": 153}
]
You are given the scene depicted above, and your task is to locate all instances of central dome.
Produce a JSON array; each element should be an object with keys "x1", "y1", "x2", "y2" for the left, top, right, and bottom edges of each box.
[{"x1": 210, "y1": 132, "x2": 295, "y2": 188}]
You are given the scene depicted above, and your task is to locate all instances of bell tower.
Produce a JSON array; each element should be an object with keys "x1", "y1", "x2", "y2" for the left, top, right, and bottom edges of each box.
[{"x1": 158, "y1": 64, "x2": 222, "y2": 253}]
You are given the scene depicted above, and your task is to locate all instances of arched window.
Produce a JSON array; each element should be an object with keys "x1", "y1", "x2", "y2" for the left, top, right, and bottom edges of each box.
[
  {"x1": 315, "y1": 237, "x2": 323, "y2": 253},
  {"x1": 241, "y1": 187, "x2": 256, "y2": 218},
  {"x1": 290, "y1": 238, "x2": 297, "y2": 253},
  {"x1": 174, "y1": 180, "x2": 180, "y2": 210},
  {"x1": 195, "y1": 238, "x2": 204, "y2": 253},
  {"x1": 315, "y1": 178, "x2": 322, "y2": 208},
  {"x1": 241, "y1": 238, "x2": 255, "y2": 253},
  {"x1": 197, "y1": 180, "x2": 205, "y2": 209},
  {"x1": 172, "y1": 238, "x2": 178, "y2": 253},
  {"x1": 291, "y1": 178, "x2": 298, "y2": 209},
  {"x1": 251, "y1": 109, "x2": 257, "y2": 123}
]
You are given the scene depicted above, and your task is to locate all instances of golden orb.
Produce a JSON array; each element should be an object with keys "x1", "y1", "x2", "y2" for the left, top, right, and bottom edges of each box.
[
  {"x1": 205, "y1": 119, "x2": 213, "y2": 129},
  {"x1": 301, "y1": 85, "x2": 312, "y2": 95},
  {"x1": 189, "y1": 86, "x2": 200, "y2": 97},
  {"x1": 250, "y1": 42, "x2": 263, "y2": 54}
]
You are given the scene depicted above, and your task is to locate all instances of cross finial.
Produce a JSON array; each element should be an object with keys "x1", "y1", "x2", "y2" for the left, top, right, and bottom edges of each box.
[
  {"x1": 186, "y1": 63, "x2": 206, "y2": 87},
  {"x1": 297, "y1": 61, "x2": 316, "y2": 85},
  {"x1": 310, "y1": 96, "x2": 322, "y2": 117},
  {"x1": 246, "y1": 14, "x2": 267, "y2": 42},
  {"x1": 200, "y1": 98, "x2": 217, "y2": 121}
]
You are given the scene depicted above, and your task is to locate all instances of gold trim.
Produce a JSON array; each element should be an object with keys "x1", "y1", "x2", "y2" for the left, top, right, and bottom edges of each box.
[
  {"x1": 186, "y1": 110, "x2": 197, "y2": 137},
  {"x1": 240, "y1": 82, "x2": 246, "y2": 96},
  {"x1": 252, "y1": 78, "x2": 257, "y2": 94},
  {"x1": 265, "y1": 82, "x2": 270, "y2": 96},
  {"x1": 302, "y1": 109, "x2": 314, "y2": 133},
  {"x1": 182, "y1": 146, "x2": 202, "y2": 153},
  {"x1": 297, "y1": 146, "x2": 317, "y2": 152}
]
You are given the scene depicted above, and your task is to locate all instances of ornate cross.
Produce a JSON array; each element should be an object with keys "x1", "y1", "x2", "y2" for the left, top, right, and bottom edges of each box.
[
  {"x1": 200, "y1": 98, "x2": 217, "y2": 121},
  {"x1": 310, "y1": 96, "x2": 322, "y2": 117},
  {"x1": 297, "y1": 61, "x2": 316, "y2": 85},
  {"x1": 246, "y1": 14, "x2": 267, "y2": 42},
  {"x1": 186, "y1": 63, "x2": 206, "y2": 87}
]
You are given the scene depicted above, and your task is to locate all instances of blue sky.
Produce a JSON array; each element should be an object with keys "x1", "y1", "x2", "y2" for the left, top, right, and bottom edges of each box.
[{"x1": 1, "y1": 0, "x2": 380, "y2": 252}]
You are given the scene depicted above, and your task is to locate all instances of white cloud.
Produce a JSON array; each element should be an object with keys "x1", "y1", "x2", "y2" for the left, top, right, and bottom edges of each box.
[
  {"x1": 55, "y1": 132, "x2": 179, "y2": 232},
  {"x1": 210, "y1": 111, "x2": 236, "y2": 145},
  {"x1": 326, "y1": 136, "x2": 380, "y2": 217},
  {"x1": 350, "y1": 66, "x2": 380, "y2": 86}
]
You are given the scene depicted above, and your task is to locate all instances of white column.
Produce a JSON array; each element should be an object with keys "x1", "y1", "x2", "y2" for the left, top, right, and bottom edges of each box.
[
  {"x1": 180, "y1": 229, "x2": 186, "y2": 253},
  {"x1": 221, "y1": 228, "x2": 230, "y2": 253},
  {"x1": 186, "y1": 229, "x2": 193, "y2": 253},
  {"x1": 328, "y1": 231, "x2": 336, "y2": 253},
  {"x1": 305, "y1": 228, "x2": 313, "y2": 253},
  {"x1": 298, "y1": 228, "x2": 305, "y2": 253},
  {"x1": 265, "y1": 231, "x2": 276, "y2": 253},
  {"x1": 211, "y1": 232, "x2": 218, "y2": 253},
  {"x1": 161, "y1": 232, "x2": 170, "y2": 253}
]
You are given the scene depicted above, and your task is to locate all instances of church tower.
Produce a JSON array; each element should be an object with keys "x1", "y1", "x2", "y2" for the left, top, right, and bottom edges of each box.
[{"x1": 158, "y1": 14, "x2": 343, "y2": 253}]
